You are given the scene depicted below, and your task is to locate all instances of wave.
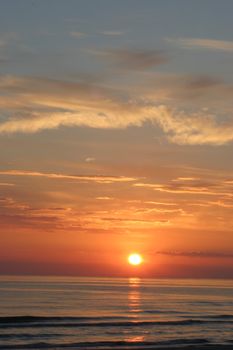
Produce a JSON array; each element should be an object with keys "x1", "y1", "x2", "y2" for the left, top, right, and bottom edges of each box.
[
  {"x1": 0, "y1": 338, "x2": 210, "y2": 349},
  {"x1": 0, "y1": 315, "x2": 233, "y2": 329},
  {"x1": 0, "y1": 315, "x2": 129, "y2": 323}
]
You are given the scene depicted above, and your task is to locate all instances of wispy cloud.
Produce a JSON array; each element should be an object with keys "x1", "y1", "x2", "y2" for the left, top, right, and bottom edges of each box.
[
  {"x1": 149, "y1": 106, "x2": 233, "y2": 146},
  {"x1": 0, "y1": 197, "x2": 28, "y2": 210},
  {"x1": 0, "y1": 182, "x2": 15, "y2": 186},
  {"x1": 0, "y1": 32, "x2": 17, "y2": 48},
  {"x1": 156, "y1": 250, "x2": 233, "y2": 258},
  {"x1": 206, "y1": 200, "x2": 233, "y2": 208},
  {"x1": 167, "y1": 37, "x2": 233, "y2": 52},
  {"x1": 96, "y1": 197, "x2": 113, "y2": 200},
  {"x1": 70, "y1": 31, "x2": 87, "y2": 38},
  {"x1": 0, "y1": 32, "x2": 18, "y2": 62},
  {"x1": 1, "y1": 170, "x2": 232, "y2": 233},
  {"x1": 100, "y1": 31, "x2": 123, "y2": 36},
  {"x1": 90, "y1": 48, "x2": 168, "y2": 70},
  {"x1": 0, "y1": 75, "x2": 233, "y2": 145},
  {"x1": 70, "y1": 30, "x2": 123, "y2": 39},
  {"x1": 172, "y1": 177, "x2": 200, "y2": 182},
  {"x1": 134, "y1": 177, "x2": 233, "y2": 197},
  {"x1": 0, "y1": 170, "x2": 136, "y2": 184},
  {"x1": 85, "y1": 157, "x2": 95, "y2": 163}
]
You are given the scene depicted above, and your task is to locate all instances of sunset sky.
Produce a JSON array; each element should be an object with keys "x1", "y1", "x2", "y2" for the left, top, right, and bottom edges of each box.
[{"x1": 0, "y1": 0, "x2": 233, "y2": 278}]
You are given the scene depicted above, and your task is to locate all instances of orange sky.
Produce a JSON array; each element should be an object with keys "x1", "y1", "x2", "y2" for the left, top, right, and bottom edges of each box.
[{"x1": 0, "y1": 165, "x2": 232, "y2": 277}]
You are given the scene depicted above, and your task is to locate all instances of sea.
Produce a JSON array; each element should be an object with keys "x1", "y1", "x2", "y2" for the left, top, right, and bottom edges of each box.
[{"x1": 0, "y1": 276, "x2": 233, "y2": 349}]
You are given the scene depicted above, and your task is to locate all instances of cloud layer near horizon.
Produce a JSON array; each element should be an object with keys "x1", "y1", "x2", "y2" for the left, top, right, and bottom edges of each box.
[{"x1": 0, "y1": 74, "x2": 233, "y2": 145}]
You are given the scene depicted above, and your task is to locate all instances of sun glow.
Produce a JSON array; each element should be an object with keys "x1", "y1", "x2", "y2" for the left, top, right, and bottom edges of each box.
[{"x1": 128, "y1": 253, "x2": 143, "y2": 266}]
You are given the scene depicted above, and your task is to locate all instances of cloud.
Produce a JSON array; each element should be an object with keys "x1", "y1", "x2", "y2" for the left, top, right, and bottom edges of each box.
[
  {"x1": 207, "y1": 200, "x2": 233, "y2": 208},
  {"x1": 91, "y1": 48, "x2": 168, "y2": 70},
  {"x1": 101, "y1": 217, "x2": 169, "y2": 227},
  {"x1": 0, "y1": 170, "x2": 136, "y2": 184},
  {"x1": 134, "y1": 177, "x2": 233, "y2": 196},
  {"x1": 0, "y1": 196, "x2": 78, "y2": 231},
  {"x1": 0, "y1": 197, "x2": 171, "y2": 232},
  {"x1": 100, "y1": 31, "x2": 123, "y2": 36},
  {"x1": 145, "y1": 73, "x2": 233, "y2": 107},
  {"x1": 85, "y1": 157, "x2": 95, "y2": 163},
  {"x1": 167, "y1": 37, "x2": 233, "y2": 52},
  {"x1": 0, "y1": 171, "x2": 232, "y2": 233},
  {"x1": 0, "y1": 32, "x2": 17, "y2": 48},
  {"x1": 96, "y1": 197, "x2": 113, "y2": 200},
  {"x1": 0, "y1": 75, "x2": 233, "y2": 145},
  {"x1": 0, "y1": 182, "x2": 15, "y2": 186},
  {"x1": 0, "y1": 38, "x2": 5, "y2": 48},
  {"x1": 156, "y1": 250, "x2": 233, "y2": 258},
  {"x1": 70, "y1": 31, "x2": 86, "y2": 38},
  {"x1": 0, "y1": 199, "x2": 67, "y2": 231},
  {"x1": 0, "y1": 32, "x2": 18, "y2": 62},
  {"x1": 144, "y1": 201, "x2": 177, "y2": 206},
  {"x1": 134, "y1": 182, "x2": 218, "y2": 195},
  {"x1": 0, "y1": 75, "x2": 152, "y2": 132},
  {"x1": 172, "y1": 177, "x2": 200, "y2": 182},
  {"x1": 149, "y1": 106, "x2": 233, "y2": 145}
]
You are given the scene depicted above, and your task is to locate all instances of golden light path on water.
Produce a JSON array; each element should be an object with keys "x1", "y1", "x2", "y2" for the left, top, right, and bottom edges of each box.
[{"x1": 126, "y1": 277, "x2": 146, "y2": 343}]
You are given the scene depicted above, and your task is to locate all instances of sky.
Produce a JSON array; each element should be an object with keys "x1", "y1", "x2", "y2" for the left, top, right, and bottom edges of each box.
[{"x1": 0, "y1": 0, "x2": 233, "y2": 278}]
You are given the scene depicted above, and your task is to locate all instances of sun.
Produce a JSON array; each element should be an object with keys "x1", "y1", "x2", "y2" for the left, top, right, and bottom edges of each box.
[{"x1": 128, "y1": 253, "x2": 143, "y2": 266}]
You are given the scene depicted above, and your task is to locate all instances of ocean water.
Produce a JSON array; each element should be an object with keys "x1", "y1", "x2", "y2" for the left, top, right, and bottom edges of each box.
[{"x1": 0, "y1": 276, "x2": 233, "y2": 349}]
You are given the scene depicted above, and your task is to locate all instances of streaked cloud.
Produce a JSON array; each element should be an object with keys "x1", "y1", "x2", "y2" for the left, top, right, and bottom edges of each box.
[
  {"x1": 70, "y1": 31, "x2": 87, "y2": 38},
  {"x1": 91, "y1": 48, "x2": 168, "y2": 70},
  {"x1": 101, "y1": 216, "x2": 170, "y2": 228},
  {"x1": 172, "y1": 177, "x2": 200, "y2": 182},
  {"x1": 100, "y1": 31, "x2": 123, "y2": 36},
  {"x1": 85, "y1": 157, "x2": 95, "y2": 163},
  {"x1": 1, "y1": 169, "x2": 232, "y2": 234},
  {"x1": 96, "y1": 197, "x2": 113, "y2": 200},
  {"x1": 167, "y1": 37, "x2": 233, "y2": 52},
  {"x1": 0, "y1": 74, "x2": 233, "y2": 145},
  {"x1": 0, "y1": 170, "x2": 137, "y2": 183},
  {"x1": 134, "y1": 177, "x2": 233, "y2": 197},
  {"x1": 156, "y1": 250, "x2": 233, "y2": 258},
  {"x1": 0, "y1": 182, "x2": 15, "y2": 186},
  {"x1": 206, "y1": 200, "x2": 233, "y2": 208},
  {"x1": 0, "y1": 197, "x2": 28, "y2": 210},
  {"x1": 150, "y1": 106, "x2": 233, "y2": 145}
]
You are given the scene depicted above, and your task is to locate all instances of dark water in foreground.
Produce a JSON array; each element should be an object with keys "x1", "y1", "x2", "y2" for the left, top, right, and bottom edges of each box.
[{"x1": 0, "y1": 276, "x2": 233, "y2": 349}]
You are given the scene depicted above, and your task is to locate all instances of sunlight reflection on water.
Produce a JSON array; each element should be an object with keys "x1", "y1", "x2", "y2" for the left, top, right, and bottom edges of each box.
[
  {"x1": 126, "y1": 278, "x2": 146, "y2": 343},
  {"x1": 128, "y1": 277, "x2": 142, "y2": 314}
]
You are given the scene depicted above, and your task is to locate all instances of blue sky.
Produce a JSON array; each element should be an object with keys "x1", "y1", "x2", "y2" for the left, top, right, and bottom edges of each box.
[{"x1": 1, "y1": 0, "x2": 233, "y2": 79}]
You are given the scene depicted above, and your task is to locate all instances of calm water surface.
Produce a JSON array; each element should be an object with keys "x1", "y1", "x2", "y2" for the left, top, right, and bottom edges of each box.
[{"x1": 0, "y1": 276, "x2": 233, "y2": 349}]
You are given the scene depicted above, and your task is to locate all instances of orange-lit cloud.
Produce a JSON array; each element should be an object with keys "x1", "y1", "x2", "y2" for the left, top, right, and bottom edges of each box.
[
  {"x1": 0, "y1": 170, "x2": 136, "y2": 183},
  {"x1": 134, "y1": 176, "x2": 233, "y2": 196},
  {"x1": 0, "y1": 74, "x2": 233, "y2": 145},
  {"x1": 0, "y1": 182, "x2": 15, "y2": 186}
]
